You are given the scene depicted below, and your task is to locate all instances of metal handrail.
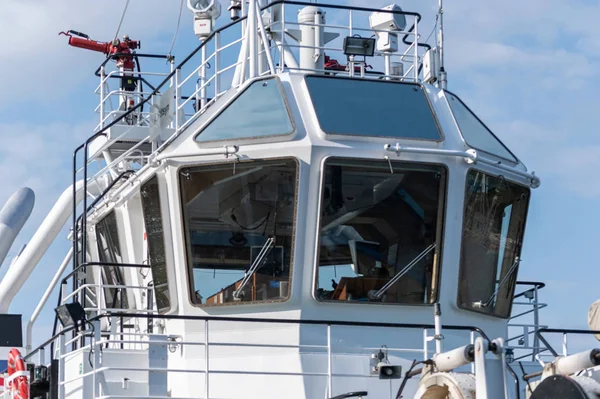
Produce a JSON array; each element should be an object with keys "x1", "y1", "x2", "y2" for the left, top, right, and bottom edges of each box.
[
  {"x1": 535, "y1": 328, "x2": 600, "y2": 358},
  {"x1": 31, "y1": 310, "x2": 494, "y2": 360}
]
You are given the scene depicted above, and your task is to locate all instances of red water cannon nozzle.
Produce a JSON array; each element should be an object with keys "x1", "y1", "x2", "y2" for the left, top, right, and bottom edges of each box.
[{"x1": 59, "y1": 30, "x2": 140, "y2": 70}]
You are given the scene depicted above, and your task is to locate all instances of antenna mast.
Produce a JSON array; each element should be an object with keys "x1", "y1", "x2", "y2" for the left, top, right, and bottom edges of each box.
[{"x1": 438, "y1": 0, "x2": 447, "y2": 89}]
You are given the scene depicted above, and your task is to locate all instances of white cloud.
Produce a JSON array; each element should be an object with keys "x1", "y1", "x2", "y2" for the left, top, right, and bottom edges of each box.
[{"x1": 0, "y1": 0, "x2": 185, "y2": 107}]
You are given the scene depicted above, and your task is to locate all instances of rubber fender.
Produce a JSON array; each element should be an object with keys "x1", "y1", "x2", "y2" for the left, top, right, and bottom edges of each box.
[{"x1": 413, "y1": 372, "x2": 475, "y2": 399}]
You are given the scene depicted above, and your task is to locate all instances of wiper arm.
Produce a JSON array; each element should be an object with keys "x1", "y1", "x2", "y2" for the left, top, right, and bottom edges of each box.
[
  {"x1": 371, "y1": 243, "x2": 436, "y2": 300},
  {"x1": 473, "y1": 256, "x2": 521, "y2": 309},
  {"x1": 234, "y1": 237, "x2": 275, "y2": 300}
]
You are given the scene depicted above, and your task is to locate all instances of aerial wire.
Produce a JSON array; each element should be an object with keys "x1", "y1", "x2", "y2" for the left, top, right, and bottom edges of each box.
[
  {"x1": 113, "y1": 0, "x2": 131, "y2": 42},
  {"x1": 168, "y1": 0, "x2": 186, "y2": 59}
]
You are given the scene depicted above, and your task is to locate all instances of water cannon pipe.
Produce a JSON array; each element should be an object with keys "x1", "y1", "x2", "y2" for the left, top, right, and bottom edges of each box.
[
  {"x1": 59, "y1": 31, "x2": 111, "y2": 54},
  {"x1": 0, "y1": 188, "x2": 35, "y2": 269},
  {"x1": 0, "y1": 181, "x2": 84, "y2": 314}
]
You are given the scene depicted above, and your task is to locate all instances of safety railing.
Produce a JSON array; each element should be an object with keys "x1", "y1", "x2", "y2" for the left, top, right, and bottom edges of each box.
[
  {"x1": 63, "y1": 0, "x2": 432, "y2": 363},
  {"x1": 81, "y1": 0, "x2": 430, "y2": 205},
  {"x1": 535, "y1": 328, "x2": 600, "y2": 358},
  {"x1": 507, "y1": 281, "x2": 548, "y2": 362},
  {"x1": 27, "y1": 312, "x2": 495, "y2": 399}
]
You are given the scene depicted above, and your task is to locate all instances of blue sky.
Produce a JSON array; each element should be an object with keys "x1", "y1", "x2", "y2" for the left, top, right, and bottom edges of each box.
[{"x1": 0, "y1": 0, "x2": 599, "y2": 350}]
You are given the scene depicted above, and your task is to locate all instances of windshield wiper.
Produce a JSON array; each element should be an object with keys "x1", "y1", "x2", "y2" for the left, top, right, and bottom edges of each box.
[
  {"x1": 370, "y1": 243, "x2": 436, "y2": 300},
  {"x1": 473, "y1": 256, "x2": 521, "y2": 309},
  {"x1": 234, "y1": 237, "x2": 275, "y2": 300}
]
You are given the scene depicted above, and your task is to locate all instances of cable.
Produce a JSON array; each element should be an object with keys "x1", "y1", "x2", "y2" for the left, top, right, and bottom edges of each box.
[
  {"x1": 168, "y1": 0, "x2": 186, "y2": 58},
  {"x1": 424, "y1": 15, "x2": 439, "y2": 46},
  {"x1": 113, "y1": 0, "x2": 131, "y2": 42}
]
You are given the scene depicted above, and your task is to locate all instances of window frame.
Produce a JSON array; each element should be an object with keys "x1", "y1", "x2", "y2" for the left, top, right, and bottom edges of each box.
[
  {"x1": 444, "y1": 90, "x2": 519, "y2": 163},
  {"x1": 304, "y1": 75, "x2": 445, "y2": 142},
  {"x1": 140, "y1": 175, "x2": 173, "y2": 314},
  {"x1": 312, "y1": 156, "x2": 448, "y2": 306},
  {"x1": 95, "y1": 211, "x2": 129, "y2": 310},
  {"x1": 193, "y1": 76, "x2": 296, "y2": 144},
  {"x1": 456, "y1": 168, "x2": 530, "y2": 318},
  {"x1": 178, "y1": 157, "x2": 300, "y2": 308}
]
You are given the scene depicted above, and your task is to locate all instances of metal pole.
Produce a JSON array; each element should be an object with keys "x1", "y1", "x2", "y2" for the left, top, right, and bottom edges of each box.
[
  {"x1": 175, "y1": 68, "x2": 181, "y2": 130},
  {"x1": 532, "y1": 285, "x2": 540, "y2": 361},
  {"x1": 100, "y1": 66, "x2": 105, "y2": 128},
  {"x1": 413, "y1": 15, "x2": 418, "y2": 82},
  {"x1": 248, "y1": 0, "x2": 258, "y2": 78},
  {"x1": 438, "y1": 0, "x2": 447, "y2": 89},
  {"x1": 327, "y1": 324, "x2": 332, "y2": 396},
  {"x1": 205, "y1": 320, "x2": 210, "y2": 399},
  {"x1": 281, "y1": 4, "x2": 286, "y2": 72},
  {"x1": 201, "y1": 46, "x2": 207, "y2": 108},
  {"x1": 434, "y1": 303, "x2": 443, "y2": 354},
  {"x1": 215, "y1": 32, "x2": 221, "y2": 95}
]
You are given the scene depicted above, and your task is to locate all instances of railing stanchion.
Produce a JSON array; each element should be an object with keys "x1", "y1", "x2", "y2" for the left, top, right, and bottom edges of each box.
[
  {"x1": 175, "y1": 68, "x2": 181, "y2": 131},
  {"x1": 423, "y1": 328, "x2": 428, "y2": 361},
  {"x1": 413, "y1": 15, "x2": 418, "y2": 81},
  {"x1": 205, "y1": 320, "x2": 210, "y2": 399},
  {"x1": 58, "y1": 332, "x2": 66, "y2": 399},
  {"x1": 532, "y1": 284, "x2": 540, "y2": 360},
  {"x1": 215, "y1": 32, "x2": 221, "y2": 95},
  {"x1": 562, "y1": 333, "x2": 568, "y2": 357},
  {"x1": 100, "y1": 66, "x2": 105, "y2": 128},
  {"x1": 327, "y1": 324, "x2": 332, "y2": 397},
  {"x1": 281, "y1": 3, "x2": 286, "y2": 73}
]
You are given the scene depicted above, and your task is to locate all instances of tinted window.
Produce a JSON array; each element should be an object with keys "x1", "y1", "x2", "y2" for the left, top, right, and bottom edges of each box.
[
  {"x1": 96, "y1": 212, "x2": 129, "y2": 309},
  {"x1": 446, "y1": 93, "x2": 517, "y2": 162},
  {"x1": 458, "y1": 170, "x2": 529, "y2": 318},
  {"x1": 315, "y1": 159, "x2": 446, "y2": 305},
  {"x1": 195, "y1": 78, "x2": 294, "y2": 142},
  {"x1": 180, "y1": 159, "x2": 298, "y2": 306},
  {"x1": 305, "y1": 76, "x2": 442, "y2": 140},
  {"x1": 141, "y1": 176, "x2": 171, "y2": 313}
]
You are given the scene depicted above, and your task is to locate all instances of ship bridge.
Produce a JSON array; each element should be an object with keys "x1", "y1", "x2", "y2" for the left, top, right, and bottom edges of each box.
[{"x1": 0, "y1": 2, "x2": 546, "y2": 399}]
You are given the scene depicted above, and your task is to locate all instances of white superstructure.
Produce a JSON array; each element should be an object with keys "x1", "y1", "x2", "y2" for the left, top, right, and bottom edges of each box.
[{"x1": 1, "y1": 2, "x2": 598, "y2": 399}]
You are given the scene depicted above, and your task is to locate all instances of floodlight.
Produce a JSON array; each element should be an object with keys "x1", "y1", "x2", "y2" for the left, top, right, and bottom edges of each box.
[
  {"x1": 55, "y1": 302, "x2": 86, "y2": 328},
  {"x1": 343, "y1": 37, "x2": 376, "y2": 57},
  {"x1": 369, "y1": 4, "x2": 407, "y2": 53},
  {"x1": 187, "y1": 0, "x2": 222, "y2": 39},
  {"x1": 369, "y1": 4, "x2": 406, "y2": 32}
]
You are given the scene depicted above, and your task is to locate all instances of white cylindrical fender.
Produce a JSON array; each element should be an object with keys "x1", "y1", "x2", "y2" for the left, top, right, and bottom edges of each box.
[
  {"x1": 555, "y1": 349, "x2": 600, "y2": 376},
  {"x1": 414, "y1": 372, "x2": 476, "y2": 399},
  {"x1": 433, "y1": 344, "x2": 475, "y2": 372},
  {"x1": 0, "y1": 181, "x2": 84, "y2": 313},
  {"x1": 0, "y1": 188, "x2": 35, "y2": 269}
]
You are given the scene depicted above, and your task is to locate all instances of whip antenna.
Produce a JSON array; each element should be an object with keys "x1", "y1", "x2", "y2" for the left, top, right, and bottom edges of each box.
[{"x1": 438, "y1": 0, "x2": 447, "y2": 89}]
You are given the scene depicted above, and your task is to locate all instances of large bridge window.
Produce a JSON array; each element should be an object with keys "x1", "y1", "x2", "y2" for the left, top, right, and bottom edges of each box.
[
  {"x1": 315, "y1": 158, "x2": 446, "y2": 305},
  {"x1": 181, "y1": 159, "x2": 298, "y2": 306},
  {"x1": 305, "y1": 76, "x2": 442, "y2": 141},
  {"x1": 458, "y1": 170, "x2": 529, "y2": 318}
]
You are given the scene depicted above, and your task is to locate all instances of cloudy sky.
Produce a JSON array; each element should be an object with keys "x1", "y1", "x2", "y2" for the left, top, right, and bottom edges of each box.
[{"x1": 0, "y1": 0, "x2": 599, "y2": 350}]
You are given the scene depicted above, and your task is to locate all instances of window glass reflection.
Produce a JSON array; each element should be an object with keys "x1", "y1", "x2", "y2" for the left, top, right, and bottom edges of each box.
[
  {"x1": 458, "y1": 170, "x2": 529, "y2": 318},
  {"x1": 181, "y1": 159, "x2": 298, "y2": 306},
  {"x1": 316, "y1": 159, "x2": 445, "y2": 304},
  {"x1": 446, "y1": 93, "x2": 517, "y2": 162}
]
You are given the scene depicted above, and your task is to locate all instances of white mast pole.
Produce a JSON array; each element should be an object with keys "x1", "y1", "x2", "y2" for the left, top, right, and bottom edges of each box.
[
  {"x1": 438, "y1": 0, "x2": 447, "y2": 89},
  {"x1": 248, "y1": 0, "x2": 258, "y2": 78}
]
